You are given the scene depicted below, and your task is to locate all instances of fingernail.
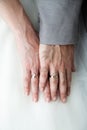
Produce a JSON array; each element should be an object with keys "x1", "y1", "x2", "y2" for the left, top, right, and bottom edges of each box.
[
  {"x1": 53, "y1": 96, "x2": 57, "y2": 101},
  {"x1": 33, "y1": 98, "x2": 38, "y2": 102},
  {"x1": 62, "y1": 98, "x2": 66, "y2": 103},
  {"x1": 46, "y1": 97, "x2": 50, "y2": 102},
  {"x1": 25, "y1": 91, "x2": 29, "y2": 96}
]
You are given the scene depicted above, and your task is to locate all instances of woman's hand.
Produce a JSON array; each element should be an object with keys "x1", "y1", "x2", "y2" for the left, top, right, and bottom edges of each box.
[
  {"x1": 39, "y1": 44, "x2": 75, "y2": 103},
  {"x1": 16, "y1": 27, "x2": 40, "y2": 102},
  {"x1": 0, "y1": 0, "x2": 40, "y2": 102}
]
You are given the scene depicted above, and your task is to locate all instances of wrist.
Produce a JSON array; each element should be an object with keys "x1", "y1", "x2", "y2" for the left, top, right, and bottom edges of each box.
[
  {"x1": 0, "y1": 0, "x2": 39, "y2": 50},
  {"x1": 15, "y1": 19, "x2": 39, "y2": 47}
]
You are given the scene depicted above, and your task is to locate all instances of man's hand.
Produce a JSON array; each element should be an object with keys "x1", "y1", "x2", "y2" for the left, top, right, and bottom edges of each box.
[{"x1": 39, "y1": 44, "x2": 75, "y2": 103}]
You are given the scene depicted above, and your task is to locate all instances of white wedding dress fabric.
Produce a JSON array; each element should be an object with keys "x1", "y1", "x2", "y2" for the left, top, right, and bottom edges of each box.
[{"x1": 0, "y1": 0, "x2": 87, "y2": 130}]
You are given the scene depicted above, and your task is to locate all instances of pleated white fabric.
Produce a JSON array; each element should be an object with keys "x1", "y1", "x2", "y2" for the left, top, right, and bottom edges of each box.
[{"x1": 0, "y1": 0, "x2": 87, "y2": 130}]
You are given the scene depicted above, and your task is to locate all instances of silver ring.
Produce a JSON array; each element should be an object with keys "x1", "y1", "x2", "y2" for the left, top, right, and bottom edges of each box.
[
  {"x1": 31, "y1": 73, "x2": 38, "y2": 79},
  {"x1": 50, "y1": 73, "x2": 58, "y2": 79}
]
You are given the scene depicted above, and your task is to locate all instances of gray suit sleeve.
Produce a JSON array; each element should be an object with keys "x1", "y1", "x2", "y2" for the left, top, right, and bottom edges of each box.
[{"x1": 36, "y1": 0, "x2": 83, "y2": 45}]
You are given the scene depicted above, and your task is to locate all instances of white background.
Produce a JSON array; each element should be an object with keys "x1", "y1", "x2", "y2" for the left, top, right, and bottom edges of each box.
[{"x1": 0, "y1": 0, "x2": 87, "y2": 130}]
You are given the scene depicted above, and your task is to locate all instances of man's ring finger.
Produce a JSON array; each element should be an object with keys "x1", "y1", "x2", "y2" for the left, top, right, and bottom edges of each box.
[{"x1": 50, "y1": 73, "x2": 58, "y2": 79}]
